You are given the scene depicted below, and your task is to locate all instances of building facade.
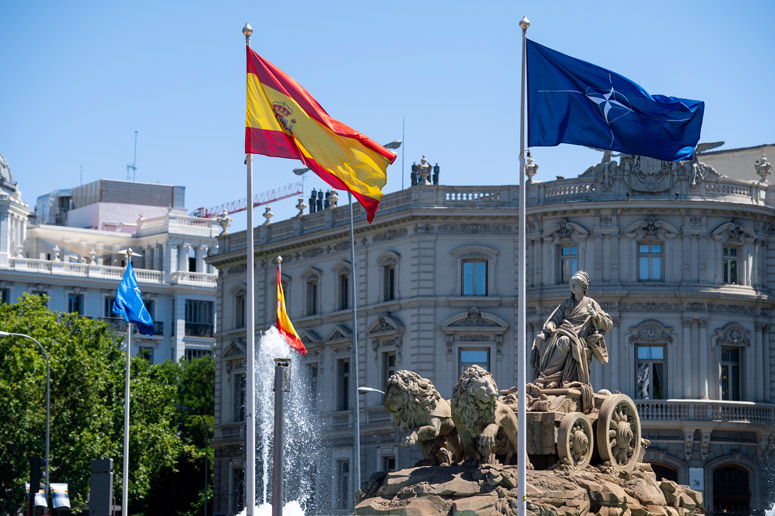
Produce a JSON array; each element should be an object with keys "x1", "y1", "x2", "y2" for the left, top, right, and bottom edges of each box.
[
  {"x1": 0, "y1": 156, "x2": 220, "y2": 363},
  {"x1": 210, "y1": 145, "x2": 775, "y2": 515}
]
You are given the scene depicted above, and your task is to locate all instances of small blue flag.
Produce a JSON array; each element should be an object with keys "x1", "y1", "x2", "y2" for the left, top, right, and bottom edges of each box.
[
  {"x1": 113, "y1": 261, "x2": 155, "y2": 336},
  {"x1": 527, "y1": 39, "x2": 704, "y2": 162}
]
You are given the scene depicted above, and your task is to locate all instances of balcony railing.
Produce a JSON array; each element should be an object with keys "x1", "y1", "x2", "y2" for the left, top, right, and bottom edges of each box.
[
  {"x1": 636, "y1": 399, "x2": 775, "y2": 425},
  {"x1": 171, "y1": 271, "x2": 218, "y2": 286},
  {"x1": 185, "y1": 322, "x2": 214, "y2": 338},
  {"x1": 100, "y1": 317, "x2": 164, "y2": 336}
]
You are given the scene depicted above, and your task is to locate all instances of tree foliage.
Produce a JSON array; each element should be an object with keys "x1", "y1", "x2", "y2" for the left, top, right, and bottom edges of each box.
[{"x1": 0, "y1": 294, "x2": 214, "y2": 516}]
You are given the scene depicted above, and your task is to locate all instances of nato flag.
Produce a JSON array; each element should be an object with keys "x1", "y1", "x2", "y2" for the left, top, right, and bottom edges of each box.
[
  {"x1": 113, "y1": 261, "x2": 155, "y2": 336},
  {"x1": 527, "y1": 39, "x2": 704, "y2": 162}
]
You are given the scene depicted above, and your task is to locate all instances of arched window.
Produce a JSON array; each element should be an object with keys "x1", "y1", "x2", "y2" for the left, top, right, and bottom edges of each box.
[
  {"x1": 712, "y1": 465, "x2": 750, "y2": 515},
  {"x1": 650, "y1": 463, "x2": 678, "y2": 482}
]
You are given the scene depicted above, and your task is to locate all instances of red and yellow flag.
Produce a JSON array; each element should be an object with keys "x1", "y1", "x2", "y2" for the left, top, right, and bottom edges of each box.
[
  {"x1": 276, "y1": 267, "x2": 306, "y2": 355},
  {"x1": 246, "y1": 47, "x2": 396, "y2": 223}
]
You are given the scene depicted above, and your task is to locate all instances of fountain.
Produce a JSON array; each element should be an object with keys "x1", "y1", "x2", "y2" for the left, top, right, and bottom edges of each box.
[{"x1": 237, "y1": 327, "x2": 320, "y2": 516}]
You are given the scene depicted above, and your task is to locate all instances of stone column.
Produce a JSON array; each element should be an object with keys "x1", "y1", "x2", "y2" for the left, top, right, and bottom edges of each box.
[
  {"x1": 756, "y1": 321, "x2": 766, "y2": 402},
  {"x1": 699, "y1": 319, "x2": 709, "y2": 399},
  {"x1": 683, "y1": 319, "x2": 693, "y2": 398},
  {"x1": 196, "y1": 245, "x2": 207, "y2": 274},
  {"x1": 602, "y1": 235, "x2": 611, "y2": 283},
  {"x1": 745, "y1": 327, "x2": 756, "y2": 401},
  {"x1": 608, "y1": 317, "x2": 619, "y2": 392},
  {"x1": 178, "y1": 243, "x2": 189, "y2": 272}
]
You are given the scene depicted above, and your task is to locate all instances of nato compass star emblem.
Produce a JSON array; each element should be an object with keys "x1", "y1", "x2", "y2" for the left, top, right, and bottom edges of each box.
[{"x1": 585, "y1": 80, "x2": 632, "y2": 126}]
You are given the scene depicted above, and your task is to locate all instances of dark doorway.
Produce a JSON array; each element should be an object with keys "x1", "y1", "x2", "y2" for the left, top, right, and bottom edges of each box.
[{"x1": 713, "y1": 465, "x2": 750, "y2": 515}]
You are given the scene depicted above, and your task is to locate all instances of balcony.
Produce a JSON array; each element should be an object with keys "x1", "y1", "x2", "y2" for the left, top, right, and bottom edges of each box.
[
  {"x1": 100, "y1": 317, "x2": 164, "y2": 336},
  {"x1": 185, "y1": 322, "x2": 214, "y2": 338},
  {"x1": 636, "y1": 399, "x2": 775, "y2": 428}
]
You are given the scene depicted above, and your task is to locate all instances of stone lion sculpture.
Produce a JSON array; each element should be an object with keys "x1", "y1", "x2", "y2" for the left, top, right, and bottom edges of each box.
[
  {"x1": 451, "y1": 365, "x2": 524, "y2": 467},
  {"x1": 384, "y1": 370, "x2": 462, "y2": 466}
]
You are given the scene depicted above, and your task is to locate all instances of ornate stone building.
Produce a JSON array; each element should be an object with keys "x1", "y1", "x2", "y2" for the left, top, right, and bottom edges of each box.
[
  {"x1": 209, "y1": 144, "x2": 775, "y2": 515},
  {"x1": 0, "y1": 155, "x2": 220, "y2": 363}
]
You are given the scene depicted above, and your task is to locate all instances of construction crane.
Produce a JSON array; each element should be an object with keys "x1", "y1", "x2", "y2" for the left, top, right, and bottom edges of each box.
[{"x1": 190, "y1": 182, "x2": 302, "y2": 218}]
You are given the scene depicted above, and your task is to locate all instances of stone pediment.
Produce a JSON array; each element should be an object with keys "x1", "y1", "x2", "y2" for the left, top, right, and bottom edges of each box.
[
  {"x1": 298, "y1": 328, "x2": 321, "y2": 346},
  {"x1": 368, "y1": 313, "x2": 405, "y2": 338},
  {"x1": 623, "y1": 217, "x2": 679, "y2": 240},
  {"x1": 541, "y1": 219, "x2": 589, "y2": 242},
  {"x1": 711, "y1": 220, "x2": 756, "y2": 243},
  {"x1": 222, "y1": 339, "x2": 246, "y2": 359},
  {"x1": 326, "y1": 324, "x2": 352, "y2": 344},
  {"x1": 441, "y1": 307, "x2": 509, "y2": 339}
]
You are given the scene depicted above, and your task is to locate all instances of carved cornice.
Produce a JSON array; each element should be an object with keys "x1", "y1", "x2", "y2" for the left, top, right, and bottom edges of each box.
[{"x1": 711, "y1": 220, "x2": 756, "y2": 244}]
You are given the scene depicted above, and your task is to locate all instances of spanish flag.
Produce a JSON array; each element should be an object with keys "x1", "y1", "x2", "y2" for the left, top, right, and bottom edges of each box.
[
  {"x1": 246, "y1": 47, "x2": 396, "y2": 223},
  {"x1": 276, "y1": 267, "x2": 306, "y2": 355}
]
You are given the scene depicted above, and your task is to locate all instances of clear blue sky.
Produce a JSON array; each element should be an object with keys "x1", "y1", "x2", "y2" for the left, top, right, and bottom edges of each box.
[{"x1": 1, "y1": 1, "x2": 773, "y2": 228}]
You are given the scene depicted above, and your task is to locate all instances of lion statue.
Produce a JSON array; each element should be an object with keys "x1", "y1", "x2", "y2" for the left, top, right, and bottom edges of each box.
[
  {"x1": 384, "y1": 370, "x2": 463, "y2": 466},
  {"x1": 451, "y1": 365, "x2": 525, "y2": 467}
]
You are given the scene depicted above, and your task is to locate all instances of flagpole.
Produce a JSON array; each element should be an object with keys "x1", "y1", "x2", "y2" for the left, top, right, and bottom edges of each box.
[
  {"x1": 122, "y1": 325, "x2": 132, "y2": 516},
  {"x1": 517, "y1": 16, "x2": 530, "y2": 516},
  {"x1": 243, "y1": 22, "x2": 257, "y2": 516},
  {"x1": 347, "y1": 192, "x2": 362, "y2": 505}
]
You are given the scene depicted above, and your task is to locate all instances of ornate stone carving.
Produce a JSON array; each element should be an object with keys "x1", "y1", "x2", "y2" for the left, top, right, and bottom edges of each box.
[
  {"x1": 373, "y1": 228, "x2": 408, "y2": 242},
  {"x1": 623, "y1": 216, "x2": 679, "y2": 240},
  {"x1": 628, "y1": 320, "x2": 673, "y2": 345},
  {"x1": 700, "y1": 430, "x2": 712, "y2": 460},
  {"x1": 623, "y1": 155, "x2": 674, "y2": 193},
  {"x1": 711, "y1": 220, "x2": 756, "y2": 243},
  {"x1": 541, "y1": 219, "x2": 589, "y2": 242},
  {"x1": 713, "y1": 322, "x2": 751, "y2": 347},
  {"x1": 683, "y1": 430, "x2": 694, "y2": 460}
]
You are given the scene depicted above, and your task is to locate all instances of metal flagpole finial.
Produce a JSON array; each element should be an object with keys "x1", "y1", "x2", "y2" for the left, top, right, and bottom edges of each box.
[
  {"x1": 519, "y1": 16, "x2": 530, "y2": 31},
  {"x1": 276, "y1": 255, "x2": 283, "y2": 264},
  {"x1": 242, "y1": 23, "x2": 253, "y2": 39}
]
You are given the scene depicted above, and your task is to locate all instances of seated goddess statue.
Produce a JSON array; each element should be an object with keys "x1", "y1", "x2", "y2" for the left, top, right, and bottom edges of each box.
[{"x1": 531, "y1": 270, "x2": 611, "y2": 389}]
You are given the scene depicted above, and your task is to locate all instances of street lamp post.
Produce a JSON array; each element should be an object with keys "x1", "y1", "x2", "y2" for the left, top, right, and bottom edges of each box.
[
  {"x1": 175, "y1": 404, "x2": 210, "y2": 516},
  {"x1": 0, "y1": 331, "x2": 50, "y2": 501}
]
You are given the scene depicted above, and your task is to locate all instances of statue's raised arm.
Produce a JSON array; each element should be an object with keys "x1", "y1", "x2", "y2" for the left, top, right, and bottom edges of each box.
[{"x1": 530, "y1": 270, "x2": 611, "y2": 389}]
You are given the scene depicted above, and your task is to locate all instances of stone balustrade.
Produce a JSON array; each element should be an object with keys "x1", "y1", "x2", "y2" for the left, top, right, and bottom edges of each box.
[
  {"x1": 215, "y1": 174, "x2": 774, "y2": 255},
  {"x1": 636, "y1": 399, "x2": 775, "y2": 426}
]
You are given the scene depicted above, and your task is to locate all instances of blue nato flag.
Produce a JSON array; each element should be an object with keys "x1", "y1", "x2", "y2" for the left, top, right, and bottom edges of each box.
[
  {"x1": 113, "y1": 261, "x2": 155, "y2": 336},
  {"x1": 527, "y1": 39, "x2": 704, "y2": 162}
]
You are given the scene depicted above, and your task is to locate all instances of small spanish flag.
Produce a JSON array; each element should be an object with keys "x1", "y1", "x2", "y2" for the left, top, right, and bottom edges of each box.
[
  {"x1": 276, "y1": 267, "x2": 306, "y2": 355},
  {"x1": 246, "y1": 47, "x2": 396, "y2": 223}
]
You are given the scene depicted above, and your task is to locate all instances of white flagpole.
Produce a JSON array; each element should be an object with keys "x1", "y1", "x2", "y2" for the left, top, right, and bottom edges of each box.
[
  {"x1": 347, "y1": 192, "x2": 362, "y2": 505},
  {"x1": 517, "y1": 16, "x2": 530, "y2": 516},
  {"x1": 122, "y1": 322, "x2": 132, "y2": 516},
  {"x1": 243, "y1": 22, "x2": 257, "y2": 516}
]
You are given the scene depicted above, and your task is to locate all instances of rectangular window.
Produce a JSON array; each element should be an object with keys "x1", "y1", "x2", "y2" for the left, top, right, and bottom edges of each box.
[
  {"x1": 185, "y1": 348, "x2": 212, "y2": 360},
  {"x1": 638, "y1": 243, "x2": 663, "y2": 281},
  {"x1": 231, "y1": 467, "x2": 245, "y2": 516},
  {"x1": 233, "y1": 373, "x2": 246, "y2": 422},
  {"x1": 138, "y1": 346, "x2": 154, "y2": 363},
  {"x1": 339, "y1": 275, "x2": 350, "y2": 310},
  {"x1": 67, "y1": 293, "x2": 83, "y2": 314},
  {"x1": 306, "y1": 280, "x2": 318, "y2": 316},
  {"x1": 723, "y1": 246, "x2": 739, "y2": 284},
  {"x1": 104, "y1": 297, "x2": 114, "y2": 317},
  {"x1": 144, "y1": 300, "x2": 155, "y2": 320},
  {"x1": 560, "y1": 245, "x2": 578, "y2": 283},
  {"x1": 336, "y1": 459, "x2": 350, "y2": 510},
  {"x1": 382, "y1": 351, "x2": 397, "y2": 388},
  {"x1": 462, "y1": 259, "x2": 487, "y2": 296},
  {"x1": 235, "y1": 294, "x2": 246, "y2": 328},
  {"x1": 185, "y1": 300, "x2": 213, "y2": 337},
  {"x1": 32, "y1": 291, "x2": 48, "y2": 307},
  {"x1": 635, "y1": 345, "x2": 665, "y2": 399},
  {"x1": 306, "y1": 362, "x2": 319, "y2": 400},
  {"x1": 459, "y1": 348, "x2": 490, "y2": 376},
  {"x1": 721, "y1": 346, "x2": 741, "y2": 401},
  {"x1": 382, "y1": 264, "x2": 396, "y2": 301},
  {"x1": 381, "y1": 455, "x2": 396, "y2": 472},
  {"x1": 1, "y1": 288, "x2": 10, "y2": 304},
  {"x1": 337, "y1": 358, "x2": 350, "y2": 411}
]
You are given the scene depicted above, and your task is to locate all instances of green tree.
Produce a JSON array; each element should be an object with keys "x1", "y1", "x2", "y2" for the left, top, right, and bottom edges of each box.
[{"x1": 0, "y1": 294, "x2": 183, "y2": 515}]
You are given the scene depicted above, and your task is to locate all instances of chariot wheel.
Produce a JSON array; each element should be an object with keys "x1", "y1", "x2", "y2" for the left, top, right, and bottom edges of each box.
[
  {"x1": 557, "y1": 412, "x2": 594, "y2": 468},
  {"x1": 595, "y1": 394, "x2": 641, "y2": 471}
]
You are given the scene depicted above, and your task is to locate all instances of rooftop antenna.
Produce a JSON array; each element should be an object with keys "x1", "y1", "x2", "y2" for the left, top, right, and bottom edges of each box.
[{"x1": 126, "y1": 130, "x2": 138, "y2": 182}]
